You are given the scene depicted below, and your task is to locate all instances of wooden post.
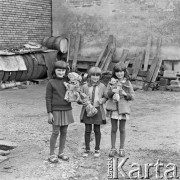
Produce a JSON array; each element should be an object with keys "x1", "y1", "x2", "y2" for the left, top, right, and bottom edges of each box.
[
  {"x1": 66, "y1": 34, "x2": 71, "y2": 71},
  {"x1": 72, "y1": 34, "x2": 81, "y2": 72},
  {"x1": 144, "y1": 36, "x2": 152, "y2": 71}
]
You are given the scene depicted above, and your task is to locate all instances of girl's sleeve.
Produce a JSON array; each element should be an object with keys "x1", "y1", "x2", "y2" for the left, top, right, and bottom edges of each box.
[
  {"x1": 104, "y1": 82, "x2": 114, "y2": 99},
  {"x1": 125, "y1": 81, "x2": 135, "y2": 101},
  {"x1": 45, "y1": 82, "x2": 53, "y2": 113},
  {"x1": 100, "y1": 84, "x2": 108, "y2": 104}
]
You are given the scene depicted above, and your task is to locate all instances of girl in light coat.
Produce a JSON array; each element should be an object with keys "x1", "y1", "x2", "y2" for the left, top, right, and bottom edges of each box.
[
  {"x1": 80, "y1": 66, "x2": 107, "y2": 158},
  {"x1": 105, "y1": 62, "x2": 135, "y2": 157}
]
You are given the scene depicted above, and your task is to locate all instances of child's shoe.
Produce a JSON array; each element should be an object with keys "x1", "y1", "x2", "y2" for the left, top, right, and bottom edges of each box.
[
  {"x1": 119, "y1": 149, "x2": 125, "y2": 157},
  {"x1": 58, "y1": 153, "x2": 69, "y2": 161},
  {"x1": 109, "y1": 148, "x2": 117, "y2": 157},
  {"x1": 83, "y1": 150, "x2": 90, "y2": 157},
  {"x1": 94, "y1": 150, "x2": 100, "y2": 158},
  {"x1": 48, "y1": 154, "x2": 59, "y2": 163}
]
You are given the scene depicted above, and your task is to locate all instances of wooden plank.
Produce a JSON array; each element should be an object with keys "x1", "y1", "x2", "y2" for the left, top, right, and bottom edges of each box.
[
  {"x1": 77, "y1": 63, "x2": 90, "y2": 69},
  {"x1": 68, "y1": 56, "x2": 97, "y2": 62},
  {"x1": 145, "y1": 37, "x2": 162, "y2": 83},
  {"x1": 102, "y1": 37, "x2": 116, "y2": 71},
  {"x1": 149, "y1": 37, "x2": 162, "y2": 83},
  {"x1": 120, "y1": 49, "x2": 129, "y2": 63},
  {"x1": 72, "y1": 34, "x2": 81, "y2": 72},
  {"x1": 128, "y1": 68, "x2": 148, "y2": 77},
  {"x1": 151, "y1": 58, "x2": 162, "y2": 82},
  {"x1": 144, "y1": 36, "x2": 152, "y2": 71},
  {"x1": 95, "y1": 35, "x2": 113, "y2": 67},
  {"x1": 102, "y1": 49, "x2": 114, "y2": 72},
  {"x1": 131, "y1": 48, "x2": 145, "y2": 80},
  {"x1": 100, "y1": 49, "x2": 112, "y2": 70},
  {"x1": 138, "y1": 70, "x2": 148, "y2": 77},
  {"x1": 66, "y1": 34, "x2": 71, "y2": 70}
]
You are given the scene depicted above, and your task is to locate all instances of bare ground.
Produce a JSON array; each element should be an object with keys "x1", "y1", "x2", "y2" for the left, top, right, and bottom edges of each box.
[{"x1": 0, "y1": 83, "x2": 180, "y2": 180}]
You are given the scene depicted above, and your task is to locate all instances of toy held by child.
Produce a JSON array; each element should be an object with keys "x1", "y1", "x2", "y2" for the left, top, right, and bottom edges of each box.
[
  {"x1": 79, "y1": 92, "x2": 98, "y2": 117},
  {"x1": 64, "y1": 72, "x2": 82, "y2": 102},
  {"x1": 109, "y1": 77, "x2": 121, "y2": 102}
]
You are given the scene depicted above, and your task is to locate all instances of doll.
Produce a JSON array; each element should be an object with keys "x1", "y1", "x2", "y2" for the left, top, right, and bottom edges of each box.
[
  {"x1": 109, "y1": 77, "x2": 121, "y2": 102},
  {"x1": 79, "y1": 92, "x2": 98, "y2": 117},
  {"x1": 64, "y1": 72, "x2": 82, "y2": 102}
]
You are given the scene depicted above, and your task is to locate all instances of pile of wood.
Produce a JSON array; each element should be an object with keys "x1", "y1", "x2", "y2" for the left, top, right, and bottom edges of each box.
[
  {"x1": 1, "y1": 33, "x2": 179, "y2": 92},
  {"x1": 63, "y1": 34, "x2": 170, "y2": 91}
]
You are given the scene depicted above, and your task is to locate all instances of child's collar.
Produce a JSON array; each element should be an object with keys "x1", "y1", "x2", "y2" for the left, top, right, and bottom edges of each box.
[
  {"x1": 118, "y1": 78, "x2": 126, "y2": 83},
  {"x1": 87, "y1": 79, "x2": 100, "y2": 87}
]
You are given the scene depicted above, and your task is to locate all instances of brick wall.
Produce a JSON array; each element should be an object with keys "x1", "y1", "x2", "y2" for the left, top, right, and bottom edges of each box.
[{"x1": 0, "y1": 0, "x2": 52, "y2": 50}]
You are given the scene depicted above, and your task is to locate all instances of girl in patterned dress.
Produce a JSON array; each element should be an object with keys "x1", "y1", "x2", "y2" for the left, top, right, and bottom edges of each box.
[{"x1": 105, "y1": 62, "x2": 135, "y2": 157}]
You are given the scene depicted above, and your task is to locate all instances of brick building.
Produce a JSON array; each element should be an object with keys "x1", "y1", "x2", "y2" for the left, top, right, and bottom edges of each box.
[{"x1": 0, "y1": 0, "x2": 52, "y2": 49}]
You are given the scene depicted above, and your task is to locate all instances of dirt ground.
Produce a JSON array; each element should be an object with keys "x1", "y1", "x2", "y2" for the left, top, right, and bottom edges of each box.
[{"x1": 0, "y1": 83, "x2": 180, "y2": 180}]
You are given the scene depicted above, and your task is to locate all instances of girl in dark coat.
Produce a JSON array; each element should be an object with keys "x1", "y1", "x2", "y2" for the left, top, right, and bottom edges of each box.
[{"x1": 46, "y1": 60, "x2": 74, "y2": 163}]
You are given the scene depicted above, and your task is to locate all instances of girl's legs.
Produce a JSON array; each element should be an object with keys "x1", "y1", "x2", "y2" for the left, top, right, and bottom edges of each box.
[
  {"x1": 111, "y1": 118, "x2": 118, "y2": 149},
  {"x1": 94, "y1": 124, "x2": 101, "y2": 150},
  {"x1": 50, "y1": 125, "x2": 59, "y2": 155},
  {"x1": 59, "y1": 125, "x2": 68, "y2": 155},
  {"x1": 85, "y1": 124, "x2": 92, "y2": 151},
  {"x1": 119, "y1": 120, "x2": 126, "y2": 149}
]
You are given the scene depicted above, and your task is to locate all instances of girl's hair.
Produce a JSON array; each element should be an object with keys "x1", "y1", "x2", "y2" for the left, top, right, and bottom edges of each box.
[
  {"x1": 51, "y1": 60, "x2": 68, "y2": 78},
  {"x1": 112, "y1": 62, "x2": 130, "y2": 80},
  {"x1": 88, "y1": 66, "x2": 102, "y2": 78}
]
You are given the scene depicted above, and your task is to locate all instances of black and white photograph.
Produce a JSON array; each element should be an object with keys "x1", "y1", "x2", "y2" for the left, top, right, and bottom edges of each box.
[{"x1": 0, "y1": 0, "x2": 180, "y2": 179}]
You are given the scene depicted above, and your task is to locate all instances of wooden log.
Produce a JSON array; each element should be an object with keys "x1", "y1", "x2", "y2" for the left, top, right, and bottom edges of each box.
[
  {"x1": 72, "y1": 34, "x2": 81, "y2": 72},
  {"x1": 144, "y1": 36, "x2": 152, "y2": 71}
]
